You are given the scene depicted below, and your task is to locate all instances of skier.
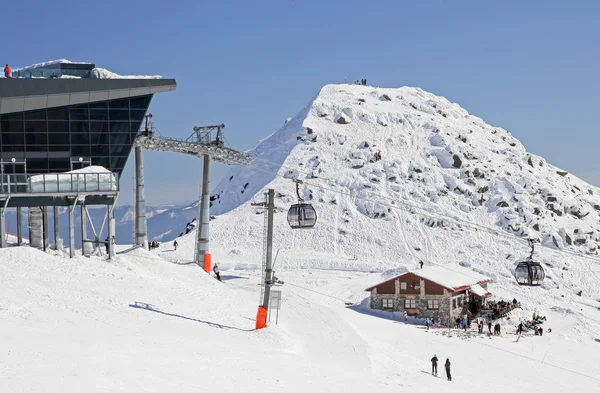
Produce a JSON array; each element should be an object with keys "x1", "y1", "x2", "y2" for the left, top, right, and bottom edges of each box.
[
  {"x1": 431, "y1": 354, "x2": 438, "y2": 376},
  {"x1": 173, "y1": 240, "x2": 178, "y2": 251},
  {"x1": 403, "y1": 310, "x2": 408, "y2": 324},
  {"x1": 4, "y1": 64, "x2": 11, "y2": 78},
  {"x1": 213, "y1": 263, "x2": 221, "y2": 281},
  {"x1": 419, "y1": 261, "x2": 424, "y2": 269},
  {"x1": 445, "y1": 358, "x2": 452, "y2": 381},
  {"x1": 487, "y1": 321, "x2": 492, "y2": 334},
  {"x1": 104, "y1": 236, "x2": 109, "y2": 254},
  {"x1": 478, "y1": 320, "x2": 483, "y2": 333}
]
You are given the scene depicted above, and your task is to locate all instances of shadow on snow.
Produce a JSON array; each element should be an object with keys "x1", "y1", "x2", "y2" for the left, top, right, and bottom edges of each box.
[{"x1": 129, "y1": 301, "x2": 254, "y2": 331}]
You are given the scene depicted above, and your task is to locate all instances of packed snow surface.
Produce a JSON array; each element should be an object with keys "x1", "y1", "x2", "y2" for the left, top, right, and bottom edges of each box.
[{"x1": 1, "y1": 246, "x2": 600, "y2": 392}]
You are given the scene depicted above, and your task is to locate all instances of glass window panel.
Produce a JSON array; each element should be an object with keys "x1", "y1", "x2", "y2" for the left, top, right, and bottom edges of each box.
[
  {"x1": 70, "y1": 121, "x2": 89, "y2": 133},
  {"x1": 3, "y1": 144, "x2": 25, "y2": 152},
  {"x1": 70, "y1": 133, "x2": 90, "y2": 144},
  {"x1": 90, "y1": 109, "x2": 109, "y2": 121},
  {"x1": 24, "y1": 121, "x2": 47, "y2": 134},
  {"x1": 109, "y1": 98, "x2": 129, "y2": 109},
  {"x1": 47, "y1": 108, "x2": 68, "y2": 120},
  {"x1": 110, "y1": 156, "x2": 129, "y2": 169},
  {"x1": 90, "y1": 133, "x2": 109, "y2": 145},
  {"x1": 89, "y1": 101, "x2": 108, "y2": 109},
  {"x1": 131, "y1": 121, "x2": 142, "y2": 135},
  {"x1": 48, "y1": 133, "x2": 69, "y2": 145},
  {"x1": 90, "y1": 122, "x2": 108, "y2": 134},
  {"x1": 92, "y1": 156, "x2": 110, "y2": 168},
  {"x1": 48, "y1": 121, "x2": 69, "y2": 133},
  {"x1": 27, "y1": 158, "x2": 48, "y2": 172},
  {"x1": 110, "y1": 144, "x2": 131, "y2": 155},
  {"x1": 24, "y1": 110, "x2": 46, "y2": 121},
  {"x1": 2, "y1": 133, "x2": 25, "y2": 145},
  {"x1": 26, "y1": 133, "x2": 48, "y2": 145},
  {"x1": 110, "y1": 121, "x2": 129, "y2": 133},
  {"x1": 71, "y1": 145, "x2": 91, "y2": 156},
  {"x1": 109, "y1": 134, "x2": 130, "y2": 145},
  {"x1": 91, "y1": 145, "x2": 110, "y2": 156},
  {"x1": 130, "y1": 109, "x2": 147, "y2": 122},
  {"x1": 1, "y1": 120, "x2": 24, "y2": 133},
  {"x1": 1, "y1": 112, "x2": 23, "y2": 122},
  {"x1": 129, "y1": 95, "x2": 151, "y2": 109},
  {"x1": 69, "y1": 104, "x2": 89, "y2": 121},
  {"x1": 48, "y1": 145, "x2": 70, "y2": 152},
  {"x1": 109, "y1": 109, "x2": 129, "y2": 121},
  {"x1": 49, "y1": 158, "x2": 70, "y2": 171}
]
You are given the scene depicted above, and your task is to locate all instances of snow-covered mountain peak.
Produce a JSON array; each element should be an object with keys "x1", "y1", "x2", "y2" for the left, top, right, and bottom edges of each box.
[{"x1": 209, "y1": 83, "x2": 600, "y2": 261}]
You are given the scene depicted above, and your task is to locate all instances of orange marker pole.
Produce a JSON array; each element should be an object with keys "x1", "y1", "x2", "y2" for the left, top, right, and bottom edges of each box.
[
  {"x1": 255, "y1": 306, "x2": 268, "y2": 329},
  {"x1": 203, "y1": 253, "x2": 211, "y2": 274}
]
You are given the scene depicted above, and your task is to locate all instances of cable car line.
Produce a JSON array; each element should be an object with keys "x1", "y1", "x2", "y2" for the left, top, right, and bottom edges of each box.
[{"x1": 243, "y1": 159, "x2": 600, "y2": 265}]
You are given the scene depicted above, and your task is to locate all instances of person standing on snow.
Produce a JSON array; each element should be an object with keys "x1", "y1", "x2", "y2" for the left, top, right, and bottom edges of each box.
[
  {"x1": 403, "y1": 310, "x2": 408, "y2": 324},
  {"x1": 173, "y1": 240, "x2": 178, "y2": 251},
  {"x1": 4, "y1": 64, "x2": 11, "y2": 78},
  {"x1": 213, "y1": 263, "x2": 221, "y2": 281},
  {"x1": 431, "y1": 354, "x2": 438, "y2": 376},
  {"x1": 445, "y1": 358, "x2": 452, "y2": 381},
  {"x1": 488, "y1": 321, "x2": 492, "y2": 335}
]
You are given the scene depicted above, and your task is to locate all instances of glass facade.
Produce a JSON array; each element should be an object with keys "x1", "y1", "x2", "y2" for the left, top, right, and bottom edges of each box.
[{"x1": 0, "y1": 95, "x2": 152, "y2": 175}]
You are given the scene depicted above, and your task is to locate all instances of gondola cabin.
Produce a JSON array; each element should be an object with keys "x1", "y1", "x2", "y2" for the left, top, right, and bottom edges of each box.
[
  {"x1": 287, "y1": 203, "x2": 317, "y2": 229},
  {"x1": 514, "y1": 261, "x2": 545, "y2": 286}
]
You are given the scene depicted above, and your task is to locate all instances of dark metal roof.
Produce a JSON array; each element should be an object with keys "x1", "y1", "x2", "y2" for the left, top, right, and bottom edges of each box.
[{"x1": 0, "y1": 78, "x2": 176, "y2": 99}]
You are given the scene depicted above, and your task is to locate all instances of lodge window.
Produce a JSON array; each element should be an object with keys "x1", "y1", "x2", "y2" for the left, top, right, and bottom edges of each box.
[
  {"x1": 428, "y1": 300, "x2": 439, "y2": 310},
  {"x1": 453, "y1": 299, "x2": 457, "y2": 308},
  {"x1": 400, "y1": 282, "x2": 407, "y2": 290},
  {"x1": 382, "y1": 298, "x2": 394, "y2": 309},
  {"x1": 404, "y1": 299, "x2": 416, "y2": 309}
]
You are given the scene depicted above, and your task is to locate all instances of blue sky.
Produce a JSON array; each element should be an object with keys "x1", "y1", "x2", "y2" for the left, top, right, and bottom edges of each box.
[{"x1": 3, "y1": 0, "x2": 599, "y2": 205}]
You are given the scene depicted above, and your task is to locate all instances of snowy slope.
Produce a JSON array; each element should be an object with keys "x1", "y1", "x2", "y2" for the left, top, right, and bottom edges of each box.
[
  {"x1": 156, "y1": 83, "x2": 600, "y2": 338},
  {"x1": 211, "y1": 84, "x2": 600, "y2": 255},
  {"x1": 1, "y1": 246, "x2": 599, "y2": 392}
]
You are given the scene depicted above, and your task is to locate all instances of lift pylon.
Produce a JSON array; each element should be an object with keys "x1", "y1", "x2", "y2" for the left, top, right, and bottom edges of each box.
[{"x1": 133, "y1": 119, "x2": 252, "y2": 271}]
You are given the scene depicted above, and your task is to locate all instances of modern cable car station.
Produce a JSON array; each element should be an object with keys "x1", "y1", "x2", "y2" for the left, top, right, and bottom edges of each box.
[{"x1": 0, "y1": 65, "x2": 176, "y2": 257}]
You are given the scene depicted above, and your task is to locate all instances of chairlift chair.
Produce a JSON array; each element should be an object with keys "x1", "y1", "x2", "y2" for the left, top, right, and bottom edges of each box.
[
  {"x1": 514, "y1": 239, "x2": 546, "y2": 286},
  {"x1": 287, "y1": 179, "x2": 317, "y2": 229}
]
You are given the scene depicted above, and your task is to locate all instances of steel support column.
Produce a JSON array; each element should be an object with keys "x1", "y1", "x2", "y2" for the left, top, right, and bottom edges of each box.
[
  {"x1": 68, "y1": 202, "x2": 76, "y2": 258},
  {"x1": 0, "y1": 207, "x2": 6, "y2": 248},
  {"x1": 134, "y1": 146, "x2": 148, "y2": 249},
  {"x1": 81, "y1": 204, "x2": 87, "y2": 256},
  {"x1": 262, "y1": 189, "x2": 275, "y2": 309},
  {"x1": 42, "y1": 206, "x2": 49, "y2": 252},
  {"x1": 53, "y1": 206, "x2": 59, "y2": 250},
  {"x1": 195, "y1": 154, "x2": 211, "y2": 271},
  {"x1": 17, "y1": 207, "x2": 22, "y2": 246}
]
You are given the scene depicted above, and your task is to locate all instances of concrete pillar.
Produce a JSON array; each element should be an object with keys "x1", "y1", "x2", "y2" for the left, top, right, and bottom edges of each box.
[
  {"x1": 134, "y1": 146, "x2": 148, "y2": 249},
  {"x1": 0, "y1": 207, "x2": 6, "y2": 248},
  {"x1": 17, "y1": 207, "x2": 22, "y2": 246},
  {"x1": 53, "y1": 206, "x2": 59, "y2": 250},
  {"x1": 195, "y1": 154, "x2": 211, "y2": 267},
  {"x1": 81, "y1": 204, "x2": 87, "y2": 256},
  {"x1": 28, "y1": 207, "x2": 43, "y2": 249}
]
